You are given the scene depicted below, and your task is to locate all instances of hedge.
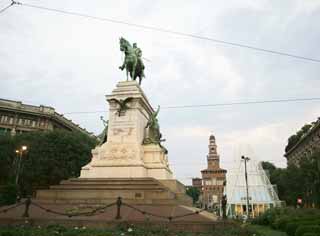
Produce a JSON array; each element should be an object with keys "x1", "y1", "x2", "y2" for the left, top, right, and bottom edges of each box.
[
  {"x1": 295, "y1": 226, "x2": 320, "y2": 236},
  {"x1": 302, "y1": 233, "x2": 319, "y2": 236},
  {"x1": 286, "y1": 220, "x2": 320, "y2": 236}
]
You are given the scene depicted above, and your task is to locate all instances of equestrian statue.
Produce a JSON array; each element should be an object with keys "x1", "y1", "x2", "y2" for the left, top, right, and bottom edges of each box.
[{"x1": 119, "y1": 37, "x2": 145, "y2": 85}]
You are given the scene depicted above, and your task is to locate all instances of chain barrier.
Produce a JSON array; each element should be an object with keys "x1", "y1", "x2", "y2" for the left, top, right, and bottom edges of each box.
[
  {"x1": 122, "y1": 201, "x2": 206, "y2": 221},
  {"x1": 30, "y1": 201, "x2": 116, "y2": 218},
  {"x1": 0, "y1": 196, "x2": 208, "y2": 221},
  {"x1": 0, "y1": 200, "x2": 25, "y2": 214}
]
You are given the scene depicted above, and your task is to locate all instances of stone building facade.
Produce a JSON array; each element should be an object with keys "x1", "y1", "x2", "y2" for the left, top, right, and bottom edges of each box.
[
  {"x1": 0, "y1": 98, "x2": 92, "y2": 136},
  {"x1": 191, "y1": 177, "x2": 202, "y2": 192},
  {"x1": 192, "y1": 135, "x2": 227, "y2": 208},
  {"x1": 285, "y1": 117, "x2": 320, "y2": 166}
]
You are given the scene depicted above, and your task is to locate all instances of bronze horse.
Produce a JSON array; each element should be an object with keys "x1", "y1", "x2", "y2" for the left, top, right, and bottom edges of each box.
[{"x1": 119, "y1": 37, "x2": 145, "y2": 85}]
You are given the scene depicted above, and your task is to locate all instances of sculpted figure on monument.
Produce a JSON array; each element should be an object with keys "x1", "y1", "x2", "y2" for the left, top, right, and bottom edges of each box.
[
  {"x1": 119, "y1": 37, "x2": 145, "y2": 85},
  {"x1": 98, "y1": 116, "x2": 108, "y2": 145},
  {"x1": 143, "y1": 106, "x2": 162, "y2": 144},
  {"x1": 143, "y1": 106, "x2": 168, "y2": 154}
]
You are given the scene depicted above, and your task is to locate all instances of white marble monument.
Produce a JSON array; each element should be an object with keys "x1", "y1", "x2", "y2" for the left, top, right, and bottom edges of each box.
[{"x1": 80, "y1": 81, "x2": 173, "y2": 179}]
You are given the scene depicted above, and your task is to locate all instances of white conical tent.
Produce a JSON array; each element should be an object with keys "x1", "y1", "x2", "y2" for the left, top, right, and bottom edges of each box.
[{"x1": 225, "y1": 158, "x2": 281, "y2": 217}]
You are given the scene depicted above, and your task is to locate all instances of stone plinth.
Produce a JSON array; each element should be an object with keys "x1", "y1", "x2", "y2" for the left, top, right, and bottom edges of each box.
[
  {"x1": 80, "y1": 81, "x2": 172, "y2": 179},
  {"x1": 36, "y1": 178, "x2": 192, "y2": 206},
  {"x1": 34, "y1": 81, "x2": 192, "y2": 209}
]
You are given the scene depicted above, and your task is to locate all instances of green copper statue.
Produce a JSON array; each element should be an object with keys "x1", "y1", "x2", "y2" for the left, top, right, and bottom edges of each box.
[
  {"x1": 119, "y1": 37, "x2": 145, "y2": 85},
  {"x1": 98, "y1": 116, "x2": 108, "y2": 145},
  {"x1": 143, "y1": 106, "x2": 162, "y2": 144},
  {"x1": 143, "y1": 106, "x2": 168, "y2": 154}
]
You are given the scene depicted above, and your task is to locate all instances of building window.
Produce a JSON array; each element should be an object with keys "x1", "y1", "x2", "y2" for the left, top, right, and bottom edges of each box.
[
  {"x1": 1, "y1": 116, "x2": 7, "y2": 123},
  {"x1": 24, "y1": 119, "x2": 32, "y2": 126}
]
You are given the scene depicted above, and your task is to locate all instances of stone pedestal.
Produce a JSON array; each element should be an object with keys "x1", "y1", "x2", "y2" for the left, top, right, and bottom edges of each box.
[
  {"x1": 80, "y1": 81, "x2": 173, "y2": 179},
  {"x1": 35, "y1": 81, "x2": 192, "y2": 208}
]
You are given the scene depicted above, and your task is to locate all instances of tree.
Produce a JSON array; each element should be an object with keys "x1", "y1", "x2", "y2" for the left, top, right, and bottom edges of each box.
[
  {"x1": 262, "y1": 156, "x2": 320, "y2": 208},
  {"x1": 0, "y1": 134, "x2": 15, "y2": 184},
  {"x1": 261, "y1": 161, "x2": 276, "y2": 173},
  {"x1": 299, "y1": 151, "x2": 320, "y2": 207},
  {"x1": 285, "y1": 124, "x2": 312, "y2": 152},
  {"x1": 0, "y1": 130, "x2": 97, "y2": 196},
  {"x1": 186, "y1": 186, "x2": 200, "y2": 204}
]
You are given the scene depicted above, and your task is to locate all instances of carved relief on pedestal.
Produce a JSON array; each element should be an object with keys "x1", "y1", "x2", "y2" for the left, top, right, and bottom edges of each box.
[
  {"x1": 97, "y1": 144, "x2": 139, "y2": 162},
  {"x1": 112, "y1": 127, "x2": 134, "y2": 136}
]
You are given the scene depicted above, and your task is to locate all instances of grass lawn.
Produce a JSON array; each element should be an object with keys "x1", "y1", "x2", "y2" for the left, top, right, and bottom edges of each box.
[{"x1": 247, "y1": 224, "x2": 287, "y2": 236}]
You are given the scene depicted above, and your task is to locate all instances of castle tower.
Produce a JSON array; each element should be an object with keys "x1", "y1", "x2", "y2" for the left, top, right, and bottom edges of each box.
[
  {"x1": 207, "y1": 135, "x2": 220, "y2": 169},
  {"x1": 201, "y1": 134, "x2": 227, "y2": 208}
]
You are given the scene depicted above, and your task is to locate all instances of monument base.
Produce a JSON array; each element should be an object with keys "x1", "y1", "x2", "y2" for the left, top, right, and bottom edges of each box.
[
  {"x1": 36, "y1": 178, "x2": 192, "y2": 206},
  {"x1": 80, "y1": 143, "x2": 173, "y2": 179}
]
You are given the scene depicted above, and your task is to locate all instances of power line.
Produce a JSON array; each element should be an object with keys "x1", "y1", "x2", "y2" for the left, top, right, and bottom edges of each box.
[
  {"x1": 0, "y1": 0, "x2": 15, "y2": 14},
  {"x1": 11, "y1": 1, "x2": 320, "y2": 63},
  {"x1": 170, "y1": 159, "x2": 287, "y2": 166},
  {"x1": 62, "y1": 97, "x2": 320, "y2": 115},
  {"x1": 162, "y1": 97, "x2": 320, "y2": 109}
]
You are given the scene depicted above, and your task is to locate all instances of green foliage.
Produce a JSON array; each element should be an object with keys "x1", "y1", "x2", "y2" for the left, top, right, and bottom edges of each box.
[
  {"x1": 295, "y1": 226, "x2": 320, "y2": 236},
  {"x1": 285, "y1": 124, "x2": 312, "y2": 152},
  {"x1": 251, "y1": 208, "x2": 279, "y2": 226},
  {"x1": 46, "y1": 224, "x2": 68, "y2": 233},
  {"x1": 246, "y1": 224, "x2": 287, "y2": 236},
  {"x1": 0, "y1": 130, "x2": 97, "y2": 197},
  {"x1": 286, "y1": 222, "x2": 301, "y2": 236},
  {"x1": 250, "y1": 207, "x2": 320, "y2": 236},
  {"x1": 272, "y1": 215, "x2": 293, "y2": 231},
  {"x1": 252, "y1": 206, "x2": 320, "y2": 236},
  {"x1": 261, "y1": 161, "x2": 276, "y2": 172},
  {"x1": 262, "y1": 152, "x2": 320, "y2": 207},
  {"x1": 0, "y1": 183, "x2": 18, "y2": 205},
  {"x1": 186, "y1": 186, "x2": 200, "y2": 204},
  {"x1": 303, "y1": 233, "x2": 319, "y2": 236},
  {"x1": 0, "y1": 223, "x2": 253, "y2": 236},
  {"x1": 0, "y1": 134, "x2": 15, "y2": 185}
]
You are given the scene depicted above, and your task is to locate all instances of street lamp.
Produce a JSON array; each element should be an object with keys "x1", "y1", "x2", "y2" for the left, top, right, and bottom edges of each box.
[
  {"x1": 15, "y1": 145, "x2": 28, "y2": 185},
  {"x1": 241, "y1": 155, "x2": 250, "y2": 219}
]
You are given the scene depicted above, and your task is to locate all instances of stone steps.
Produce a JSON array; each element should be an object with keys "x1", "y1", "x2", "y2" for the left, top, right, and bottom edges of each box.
[
  {"x1": 60, "y1": 178, "x2": 161, "y2": 185},
  {"x1": 50, "y1": 185, "x2": 165, "y2": 190},
  {"x1": 36, "y1": 178, "x2": 193, "y2": 206},
  {"x1": 60, "y1": 181, "x2": 159, "y2": 186}
]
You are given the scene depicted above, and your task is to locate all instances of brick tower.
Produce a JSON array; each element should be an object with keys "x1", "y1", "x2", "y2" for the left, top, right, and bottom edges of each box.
[{"x1": 201, "y1": 135, "x2": 227, "y2": 209}]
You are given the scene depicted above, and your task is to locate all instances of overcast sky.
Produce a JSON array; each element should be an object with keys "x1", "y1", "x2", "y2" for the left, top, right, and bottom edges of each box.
[{"x1": 1, "y1": 0, "x2": 320, "y2": 184}]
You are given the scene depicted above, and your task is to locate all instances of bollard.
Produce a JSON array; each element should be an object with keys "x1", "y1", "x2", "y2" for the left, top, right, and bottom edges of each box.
[
  {"x1": 115, "y1": 197, "x2": 122, "y2": 220},
  {"x1": 22, "y1": 197, "x2": 31, "y2": 218}
]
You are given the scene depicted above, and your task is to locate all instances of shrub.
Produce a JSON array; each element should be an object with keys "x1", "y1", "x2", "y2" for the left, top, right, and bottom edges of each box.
[
  {"x1": 295, "y1": 226, "x2": 320, "y2": 236},
  {"x1": 0, "y1": 184, "x2": 17, "y2": 206},
  {"x1": 0, "y1": 230, "x2": 15, "y2": 236},
  {"x1": 286, "y1": 222, "x2": 300, "y2": 236},
  {"x1": 46, "y1": 224, "x2": 67, "y2": 233},
  {"x1": 251, "y1": 208, "x2": 278, "y2": 226},
  {"x1": 272, "y1": 215, "x2": 295, "y2": 230},
  {"x1": 303, "y1": 233, "x2": 319, "y2": 236},
  {"x1": 286, "y1": 220, "x2": 320, "y2": 236}
]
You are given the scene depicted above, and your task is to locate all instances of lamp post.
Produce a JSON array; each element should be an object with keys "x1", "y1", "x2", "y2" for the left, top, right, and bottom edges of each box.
[
  {"x1": 15, "y1": 145, "x2": 27, "y2": 185},
  {"x1": 241, "y1": 155, "x2": 250, "y2": 219}
]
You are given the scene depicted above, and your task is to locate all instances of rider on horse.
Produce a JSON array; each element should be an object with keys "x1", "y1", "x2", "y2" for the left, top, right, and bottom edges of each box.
[{"x1": 119, "y1": 37, "x2": 145, "y2": 85}]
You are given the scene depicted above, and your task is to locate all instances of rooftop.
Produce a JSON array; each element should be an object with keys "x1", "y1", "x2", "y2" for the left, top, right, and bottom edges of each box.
[{"x1": 0, "y1": 98, "x2": 93, "y2": 136}]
